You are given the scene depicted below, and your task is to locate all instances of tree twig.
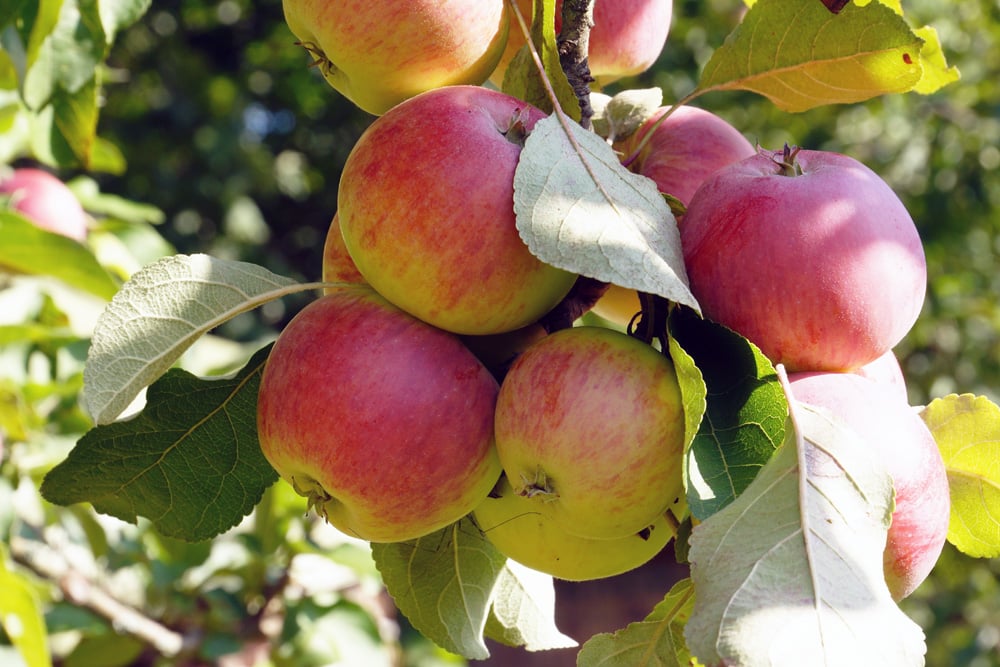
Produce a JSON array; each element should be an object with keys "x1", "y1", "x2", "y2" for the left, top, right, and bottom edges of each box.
[{"x1": 558, "y1": 0, "x2": 596, "y2": 129}]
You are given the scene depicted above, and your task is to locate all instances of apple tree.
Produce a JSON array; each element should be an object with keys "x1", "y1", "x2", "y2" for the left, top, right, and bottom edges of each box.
[{"x1": 2, "y1": 0, "x2": 1000, "y2": 665}]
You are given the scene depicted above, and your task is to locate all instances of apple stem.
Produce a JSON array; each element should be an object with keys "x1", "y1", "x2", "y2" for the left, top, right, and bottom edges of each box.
[
  {"x1": 518, "y1": 468, "x2": 558, "y2": 501},
  {"x1": 630, "y1": 292, "x2": 671, "y2": 350},
  {"x1": 774, "y1": 143, "x2": 804, "y2": 176}
]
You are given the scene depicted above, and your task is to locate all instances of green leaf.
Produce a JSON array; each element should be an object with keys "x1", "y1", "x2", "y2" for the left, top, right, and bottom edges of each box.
[
  {"x1": 0, "y1": 546, "x2": 53, "y2": 667},
  {"x1": 513, "y1": 114, "x2": 698, "y2": 311},
  {"x1": 0, "y1": 211, "x2": 119, "y2": 300},
  {"x1": 685, "y1": 402, "x2": 926, "y2": 666},
  {"x1": 501, "y1": 0, "x2": 579, "y2": 120},
  {"x1": 911, "y1": 25, "x2": 960, "y2": 94},
  {"x1": 920, "y1": 394, "x2": 1000, "y2": 558},
  {"x1": 372, "y1": 518, "x2": 507, "y2": 660},
  {"x1": 668, "y1": 308, "x2": 786, "y2": 520},
  {"x1": 97, "y1": 0, "x2": 152, "y2": 45},
  {"x1": 484, "y1": 560, "x2": 577, "y2": 652},
  {"x1": 40, "y1": 345, "x2": 277, "y2": 542},
  {"x1": 576, "y1": 578, "x2": 696, "y2": 667},
  {"x1": 51, "y1": 75, "x2": 99, "y2": 168},
  {"x1": 81, "y1": 253, "x2": 318, "y2": 425},
  {"x1": 699, "y1": 0, "x2": 922, "y2": 112}
]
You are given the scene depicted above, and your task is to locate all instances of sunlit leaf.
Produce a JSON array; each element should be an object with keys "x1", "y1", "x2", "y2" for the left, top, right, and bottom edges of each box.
[
  {"x1": 700, "y1": 0, "x2": 922, "y2": 112},
  {"x1": 41, "y1": 345, "x2": 277, "y2": 542},
  {"x1": 0, "y1": 211, "x2": 119, "y2": 300},
  {"x1": 577, "y1": 578, "x2": 696, "y2": 667},
  {"x1": 920, "y1": 394, "x2": 1000, "y2": 558},
  {"x1": 669, "y1": 308, "x2": 785, "y2": 520},
  {"x1": 514, "y1": 114, "x2": 697, "y2": 311},
  {"x1": 685, "y1": 403, "x2": 926, "y2": 666},
  {"x1": 0, "y1": 546, "x2": 53, "y2": 667},
  {"x1": 911, "y1": 25, "x2": 960, "y2": 94},
  {"x1": 372, "y1": 519, "x2": 507, "y2": 660},
  {"x1": 485, "y1": 560, "x2": 577, "y2": 652},
  {"x1": 81, "y1": 253, "x2": 319, "y2": 425},
  {"x1": 502, "y1": 0, "x2": 579, "y2": 119}
]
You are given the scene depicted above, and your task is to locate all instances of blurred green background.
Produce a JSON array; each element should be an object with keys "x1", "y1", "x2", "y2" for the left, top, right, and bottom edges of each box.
[{"x1": 2, "y1": 0, "x2": 998, "y2": 664}]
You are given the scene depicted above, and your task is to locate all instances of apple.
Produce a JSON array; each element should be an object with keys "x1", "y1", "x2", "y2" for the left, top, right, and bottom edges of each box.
[
  {"x1": 493, "y1": 325, "x2": 686, "y2": 540},
  {"x1": 473, "y1": 474, "x2": 674, "y2": 581},
  {"x1": 459, "y1": 324, "x2": 548, "y2": 382},
  {"x1": 282, "y1": 0, "x2": 508, "y2": 115},
  {"x1": 492, "y1": 0, "x2": 672, "y2": 87},
  {"x1": 592, "y1": 106, "x2": 755, "y2": 326},
  {"x1": 338, "y1": 85, "x2": 577, "y2": 336},
  {"x1": 0, "y1": 168, "x2": 88, "y2": 242},
  {"x1": 321, "y1": 212, "x2": 365, "y2": 291},
  {"x1": 257, "y1": 285, "x2": 502, "y2": 543},
  {"x1": 680, "y1": 146, "x2": 927, "y2": 372},
  {"x1": 787, "y1": 371, "x2": 950, "y2": 600},
  {"x1": 853, "y1": 349, "x2": 908, "y2": 402}
]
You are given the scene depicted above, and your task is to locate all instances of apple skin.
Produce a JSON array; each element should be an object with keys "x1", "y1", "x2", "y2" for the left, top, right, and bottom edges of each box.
[
  {"x1": 283, "y1": 0, "x2": 508, "y2": 115},
  {"x1": 0, "y1": 168, "x2": 88, "y2": 242},
  {"x1": 257, "y1": 285, "x2": 502, "y2": 543},
  {"x1": 494, "y1": 325, "x2": 686, "y2": 540},
  {"x1": 321, "y1": 212, "x2": 366, "y2": 291},
  {"x1": 787, "y1": 371, "x2": 950, "y2": 600},
  {"x1": 493, "y1": 0, "x2": 672, "y2": 86},
  {"x1": 680, "y1": 147, "x2": 927, "y2": 372},
  {"x1": 853, "y1": 349, "x2": 908, "y2": 402},
  {"x1": 592, "y1": 106, "x2": 755, "y2": 326},
  {"x1": 338, "y1": 85, "x2": 577, "y2": 336},
  {"x1": 473, "y1": 475, "x2": 673, "y2": 581}
]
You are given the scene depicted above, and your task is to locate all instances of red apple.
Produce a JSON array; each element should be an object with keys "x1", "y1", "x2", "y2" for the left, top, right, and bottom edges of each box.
[
  {"x1": 338, "y1": 85, "x2": 577, "y2": 336},
  {"x1": 282, "y1": 0, "x2": 509, "y2": 115},
  {"x1": 493, "y1": 326, "x2": 686, "y2": 540},
  {"x1": 0, "y1": 168, "x2": 88, "y2": 242},
  {"x1": 473, "y1": 474, "x2": 674, "y2": 581},
  {"x1": 257, "y1": 285, "x2": 502, "y2": 543},
  {"x1": 680, "y1": 146, "x2": 927, "y2": 372},
  {"x1": 592, "y1": 106, "x2": 755, "y2": 326},
  {"x1": 492, "y1": 0, "x2": 672, "y2": 86},
  {"x1": 321, "y1": 212, "x2": 365, "y2": 291},
  {"x1": 788, "y1": 371, "x2": 949, "y2": 600},
  {"x1": 853, "y1": 349, "x2": 908, "y2": 402}
]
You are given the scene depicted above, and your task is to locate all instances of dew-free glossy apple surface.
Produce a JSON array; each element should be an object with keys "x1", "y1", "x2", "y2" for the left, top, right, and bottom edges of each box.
[
  {"x1": 494, "y1": 326, "x2": 686, "y2": 540},
  {"x1": 338, "y1": 86, "x2": 576, "y2": 335},
  {"x1": 257, "y1": 285, "x2": 502, "y2": 543},
  {"x1": 283, "y1": 0, "x2": 508, "y2": 115},
  {"x1": 0, "y1": 168, "x2": 88, "y2": 242}
]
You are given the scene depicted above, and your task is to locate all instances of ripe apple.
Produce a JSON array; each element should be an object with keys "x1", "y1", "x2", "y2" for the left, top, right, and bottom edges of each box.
[
  {"x1": 321, "y1": 212, "x2": 365, "y2": 291},
  {"x1": 0, "y1": 168, "x2": 88, "y2": 242},
  {"x1": 338, "y1": 85, "x2": 577, "y2": 336},
  {"x1": 459, "y1": 324, "x2": 548, "y2": 382},
  {"x1": 473, "y1": 474, "x2": 674, "y2": 581},
  {"x1": 493, "y1": 325, "x2": 686, "y2": 540},
  {"x1": 853, "y1": 349, "x2": 908, "y2": 402},
  {"x1": 257, "y1": 285, "x2": 502, "y2": 543},
  {"x1": 282, "y1": 0, "x2": 508, "y2": 115},
  {"x1": 787, "y1": 371, "x2": 950, "y2": 600},
  {"x1": 592, "y1": 105, "x2": 755, "y2": 326},
  {"x1": 492, "y1": 0, "x2": 672, "y2": 86},
  {"x1": 680, "y1": 146, "x2": 927, "y2": 372}
]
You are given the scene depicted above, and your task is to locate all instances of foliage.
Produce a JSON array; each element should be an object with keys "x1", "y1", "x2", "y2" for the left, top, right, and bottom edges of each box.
[{"x1": 1, "y1": 0, "x2": 999, "y2": 665}]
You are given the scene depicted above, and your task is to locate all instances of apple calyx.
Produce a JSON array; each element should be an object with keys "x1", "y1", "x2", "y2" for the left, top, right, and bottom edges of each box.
[
  {"x1": 500, "y1": 109, "x2": 532, "y2": 147},
  {"x1": 291, "y1": 473, "x2": 338, "y2": 520},
  {"x1": 296, "y1": 40, "x2": 340, "y2": 80},
  {"x1": 772, "y1": 143, "x2": 804, "y2": 177},
  {"x1": 517, "y1": 467, "x2": 559, "y2": 501}
]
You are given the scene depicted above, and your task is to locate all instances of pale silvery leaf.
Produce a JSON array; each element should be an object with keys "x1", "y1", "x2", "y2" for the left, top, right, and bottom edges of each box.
[
  {"x1": 685, "y1": 403, "x2": 926, "y2": 666},
  {"x1": 603, "y1": 88, "x2": 664, "y2": 142},
  {"x1": 486, "y1": 560, "x2": 577, "y2": 652},
  {"x1": 83, "y1": 254, "x2": 319, "y2": 425},
  {"x1": 514, "y1": 114, "x2": 698, "y2": 312},
  {"x1": 589, "y1": 92, "x2": 614, "y2": 138}
]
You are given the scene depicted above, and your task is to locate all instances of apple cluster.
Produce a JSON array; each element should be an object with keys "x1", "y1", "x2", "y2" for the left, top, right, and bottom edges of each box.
[{"x1": 260, "y1": 0, "x2": 948, "y2": 597}]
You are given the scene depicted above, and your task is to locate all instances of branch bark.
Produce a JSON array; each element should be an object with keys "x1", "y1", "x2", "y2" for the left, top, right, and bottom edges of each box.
[{"x1": 557, "y1": 0, "x2": 596, "y2": 129}]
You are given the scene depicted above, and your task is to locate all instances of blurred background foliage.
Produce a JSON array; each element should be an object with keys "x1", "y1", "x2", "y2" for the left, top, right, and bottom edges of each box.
[{"x1": 1, "y1": 0, "x2": 998, "y2": 664}]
